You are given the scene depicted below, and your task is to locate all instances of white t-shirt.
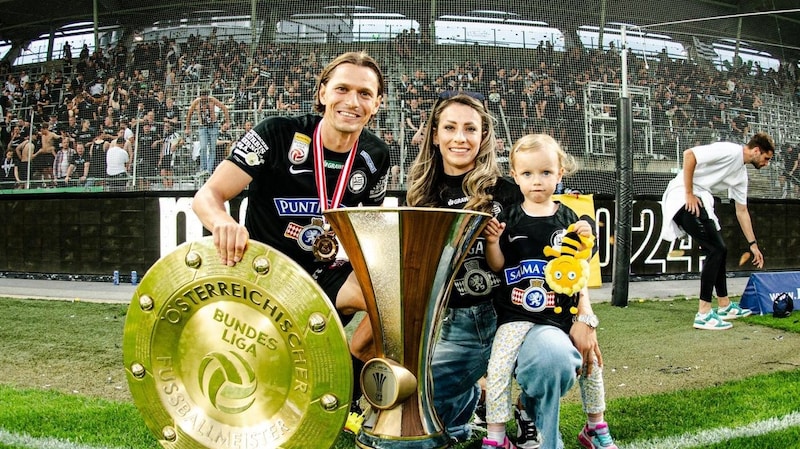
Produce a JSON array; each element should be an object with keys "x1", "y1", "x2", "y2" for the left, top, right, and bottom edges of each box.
[
  {"x1": 106, "y1": 145, "x2": 129, "y2": 176},
  {"x1": 660, "y1": 141, "x2": 748, "y2": 241}
]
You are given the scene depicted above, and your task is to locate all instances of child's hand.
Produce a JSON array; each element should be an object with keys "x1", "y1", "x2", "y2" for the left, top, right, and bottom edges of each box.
[
  {"x1": 571, "y1": 220, "x2": 593, "y2": 238},
  {"x1": 482, "y1": 217, "x2": 505, "y2": 244}
]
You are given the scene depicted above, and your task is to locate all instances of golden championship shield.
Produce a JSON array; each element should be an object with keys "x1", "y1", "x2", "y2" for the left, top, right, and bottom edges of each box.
[
  {"x1": 325, "y1": 207, "x2": 491, "y2": 449},
  {"x1": 123, "y1": 237, "x2": 351, "y2": 449}
]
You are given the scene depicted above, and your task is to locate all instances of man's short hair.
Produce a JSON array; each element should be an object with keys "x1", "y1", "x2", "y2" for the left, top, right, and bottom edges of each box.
[{"x1": 748, "y1": 132, "x2": 775, "y2": 155}]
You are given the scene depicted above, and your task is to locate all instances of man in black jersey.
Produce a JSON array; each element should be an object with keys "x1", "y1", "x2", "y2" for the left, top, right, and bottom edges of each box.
[{"x1": 193, "y1": 51, "x2": 390, "y2": 423}]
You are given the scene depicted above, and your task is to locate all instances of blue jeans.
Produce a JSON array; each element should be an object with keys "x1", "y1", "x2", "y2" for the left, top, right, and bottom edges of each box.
[
  {"x1": 431, "y1": 302, "x2": 496, "y2": 442},
  {"x1": 198, "y1": 124, "x2": 220, "y2": 173},
  {"x1": 516, "y1": 325, "x2": 582, "y2": 449}
]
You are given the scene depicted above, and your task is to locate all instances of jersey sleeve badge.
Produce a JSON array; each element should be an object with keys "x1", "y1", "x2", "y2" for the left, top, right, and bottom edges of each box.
[{"x1": 288, "y1": 132, "x2": 311, "y2": 165}]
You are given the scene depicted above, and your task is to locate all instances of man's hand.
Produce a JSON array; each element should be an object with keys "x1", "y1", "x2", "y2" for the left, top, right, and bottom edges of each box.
[
  {"x1": 750, "y1": 244, "x2": 764, "y2": 269},
  {"x1": 212, "y1": 222, "x2": 250, "y2": 267},
  {"x1": 684, "y1": 193, "x2": 703, "y2": 217}
]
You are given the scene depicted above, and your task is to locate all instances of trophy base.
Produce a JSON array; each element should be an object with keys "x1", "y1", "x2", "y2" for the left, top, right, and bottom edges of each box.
[{"x1": 356, "y1": 429, "x2": 451, "y2": 449}]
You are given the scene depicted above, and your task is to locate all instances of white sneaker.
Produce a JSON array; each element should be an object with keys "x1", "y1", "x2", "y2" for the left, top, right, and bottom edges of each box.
[
  {"x1": 693, "y1": 311, "x2": 733, "y2": 330},
  {"x1": 715, "y1": 302, "x2": 752, "y2": 320}
]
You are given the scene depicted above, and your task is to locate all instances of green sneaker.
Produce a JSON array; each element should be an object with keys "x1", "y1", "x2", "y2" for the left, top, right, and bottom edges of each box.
[
  {"x1": 693, "y1": 311, "x2": 733, "y2": 330},
  {"x1": 715, "y1": 302, "x2": 752, "y2": 320}
]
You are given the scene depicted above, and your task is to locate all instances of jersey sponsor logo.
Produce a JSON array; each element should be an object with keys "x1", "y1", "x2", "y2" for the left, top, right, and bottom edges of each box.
[
  {"x1": 348, "y1": 170, "x2": 367, "y2": 194},
  {"x1": 447, "y1": 196, "x2": 469, "y2": 207},
  {"x1": 360, "y1": 150, "x2": 378, "y2": 174},
  {"x1": 288, "y1": 166, "x2": 313, "y2": 175},
  {"x1": 508, "y1": 235, "x2": 528, "y2": 242},
  {"x1": 288, "y1": 132, "x2": 310, "y2": 165},
  {"x1": 232, "y1": 130, "x2": 268, "y2": 167},
  {"x1": 467, "y1": 239, "x2": 485, "y2": 256},
  {"x1": 325, "y1": 160, "x2": 344, "y2": 170},
  {"x1": 503, "y1": 259, "x2": 547, "y2": 284},
  {"x1": 511, "y1": 279, "x2": 552, "y2": 313},
  {"x1": 274, "y1": 198, "x2": 322, "y2": 217}
]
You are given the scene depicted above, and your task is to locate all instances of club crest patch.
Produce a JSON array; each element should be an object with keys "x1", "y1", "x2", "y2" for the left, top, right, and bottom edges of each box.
[
  {"x1": 284, "y1": 218, "x2": 325, "y2": 251},
  {"x1": 454, "y1": 260, "x2": 501, "y2": 296},
  {"x1": 511, "y1": 279, "x2": 553, "y2": 313},
  {"x1": 348, "y1": 170, "x2": 367, "y2": 194}
]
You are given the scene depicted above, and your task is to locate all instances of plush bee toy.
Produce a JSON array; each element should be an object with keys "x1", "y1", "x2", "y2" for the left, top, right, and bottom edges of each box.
[{"x1": 543, "y1": 223, "x2": 595, "y2": 297}]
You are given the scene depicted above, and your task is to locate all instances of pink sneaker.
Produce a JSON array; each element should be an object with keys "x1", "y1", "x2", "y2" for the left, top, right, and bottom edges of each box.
[
  {"x1": 577, "y1": 423, "x2": 618, "y2": 449},
  {"x1": 482, "y1": 436, "x2": 517, "y2": 449}
]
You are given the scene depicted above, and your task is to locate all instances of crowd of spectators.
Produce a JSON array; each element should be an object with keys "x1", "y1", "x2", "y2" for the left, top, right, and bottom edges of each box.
[
  {"x1": 388, "y1": 38, "x2": 799, "y2": 192},
  {"x1": 1, "y1": 28, "x2": 798, "y2": 193},
  {"x1": 397, "y1": 42, "x2": 796, "y2": 154},
  {"x1": 0, "y1": 31, "x2": 327, "y2": 190}
]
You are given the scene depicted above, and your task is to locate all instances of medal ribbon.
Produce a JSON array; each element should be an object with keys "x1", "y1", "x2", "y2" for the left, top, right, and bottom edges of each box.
[{"x1": 313, "y1": 119, "x2": 359, "y2": 217}]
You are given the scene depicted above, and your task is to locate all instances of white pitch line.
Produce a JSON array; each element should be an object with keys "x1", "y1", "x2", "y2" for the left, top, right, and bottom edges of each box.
[
  {"x1": 0, "y1": 428, "x2": 129, "y2": 449},
  {"x1": 620, "y1": 411, "x2": 800, "y2": 449},
  {"x1": 4, "y1": 412, "x2": 800, "y2": 449}
]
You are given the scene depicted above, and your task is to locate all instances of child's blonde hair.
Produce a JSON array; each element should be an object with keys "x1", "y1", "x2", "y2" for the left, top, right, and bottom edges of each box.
[{"x1": 509, "y1": 134, "x2": 578, "y2": 176}]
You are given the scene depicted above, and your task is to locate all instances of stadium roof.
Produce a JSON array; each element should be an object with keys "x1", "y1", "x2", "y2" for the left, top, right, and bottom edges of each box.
[{"x1": 1, "y1": 0, "x2": 798, "y2": 59}]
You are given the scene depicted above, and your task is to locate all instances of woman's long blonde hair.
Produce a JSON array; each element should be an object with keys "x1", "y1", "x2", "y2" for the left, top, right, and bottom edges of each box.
[{"x1": 405, "y1": 93, "x2": 500, "y2": 212}]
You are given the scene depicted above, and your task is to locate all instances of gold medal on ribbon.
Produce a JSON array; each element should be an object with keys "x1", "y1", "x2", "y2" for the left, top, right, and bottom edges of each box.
[
  {"x1": 312, "y1": 229, "x2": 339, "y2": 262},
  {"x1": 311, "y1": 118, "x2": 356, "y2": 264}
]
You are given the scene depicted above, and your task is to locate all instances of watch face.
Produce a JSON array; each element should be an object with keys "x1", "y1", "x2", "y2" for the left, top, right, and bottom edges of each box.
[{"x1": 579, "y1": 315, "x2": 598, "y2": 328}]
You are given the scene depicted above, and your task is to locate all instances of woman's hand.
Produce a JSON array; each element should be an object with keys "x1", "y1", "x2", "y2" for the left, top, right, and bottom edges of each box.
[{"x1": 570, "y1": 322, "x2": 602, "y2": 376}]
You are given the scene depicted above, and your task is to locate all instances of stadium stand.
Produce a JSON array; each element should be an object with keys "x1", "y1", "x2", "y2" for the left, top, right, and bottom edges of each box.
[{"x1": 1, "y1": 3, "x2": 798, "y2": 199}]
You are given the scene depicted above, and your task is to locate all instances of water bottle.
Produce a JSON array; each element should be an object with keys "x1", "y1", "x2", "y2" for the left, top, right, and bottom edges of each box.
[
  {"x1": 131, "y1": 270, "x2": 138, "y2": 286},
  {"x1": 113, "y1": 270, "x2": 120, "y2": 285}
]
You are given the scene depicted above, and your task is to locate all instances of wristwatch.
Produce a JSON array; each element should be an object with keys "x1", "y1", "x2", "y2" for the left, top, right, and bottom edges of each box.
[{"x1": 574, "y1": 314, "x2": 599, "y2": 329}]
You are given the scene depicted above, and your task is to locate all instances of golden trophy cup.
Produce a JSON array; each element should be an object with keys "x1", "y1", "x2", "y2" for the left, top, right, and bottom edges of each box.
[
  {"x1": 325, "y1": 207, "x2": 491, "y2": 449},
  {"x1": 123, "y1": 237, "x2": 352, "y2": 449}
]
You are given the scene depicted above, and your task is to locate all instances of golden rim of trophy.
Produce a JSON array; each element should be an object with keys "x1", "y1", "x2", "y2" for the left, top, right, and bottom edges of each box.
[{"x1": 122, "y1": 237, "x2": 352, "y2": 449}]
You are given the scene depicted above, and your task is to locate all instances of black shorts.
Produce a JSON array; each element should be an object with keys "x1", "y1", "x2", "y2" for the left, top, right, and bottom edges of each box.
[
  {"x1": 17, "y1": 161, "x2": 29, "y2": 181},
  {"x1": 311, "y1": 260, "x2": 356, "y2": 326}
]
